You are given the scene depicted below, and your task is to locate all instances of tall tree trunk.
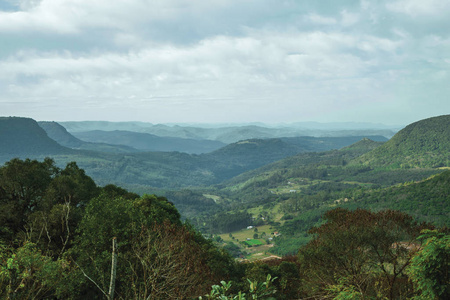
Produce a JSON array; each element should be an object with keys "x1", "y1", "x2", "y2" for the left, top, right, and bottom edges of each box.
[{"x1": 108, "y1": 237, "x2": 118, "y2": 300}]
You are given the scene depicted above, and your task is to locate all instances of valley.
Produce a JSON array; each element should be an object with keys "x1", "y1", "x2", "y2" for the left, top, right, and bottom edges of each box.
[{"x1": 1, "y1": 115, "x2": 449, "y2": 260}]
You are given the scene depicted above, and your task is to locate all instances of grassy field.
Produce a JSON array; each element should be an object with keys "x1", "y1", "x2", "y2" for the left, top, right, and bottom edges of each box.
[
  {"x1": 217, "y1": 224, "x2": 280, "y2": 261},
  {"x1": 244, "y1": 239, "x2": 264, "y2": 246}
]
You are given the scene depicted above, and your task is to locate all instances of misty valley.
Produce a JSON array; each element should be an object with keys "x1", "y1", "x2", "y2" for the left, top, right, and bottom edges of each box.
[{"x1": 0, "y1": 115, "x2": 449, "y2": 299}]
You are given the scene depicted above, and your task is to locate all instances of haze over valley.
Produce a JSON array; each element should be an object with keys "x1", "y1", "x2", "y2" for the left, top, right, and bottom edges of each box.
[{"x1": 1, "y1": 0, "x2": 449, "y2": 299}]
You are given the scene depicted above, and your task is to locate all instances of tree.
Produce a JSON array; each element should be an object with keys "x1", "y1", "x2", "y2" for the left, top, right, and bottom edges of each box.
[
  {"x1": 127, "y1": 222, "x2": 214, "y2": 299},
  {"x1": 0, "y1": 158, "x2": 57, "y2": 241},
  {"x1": 298, "y1": 208, "x2": 432, "y2": 299},
  {"x1": 200, "y1": 274, "x2": 277, "y2": 300},
  {"x1": 408, "y1": 230, "x2": 450, "y2": 299},
  {"x1": 70, "y1": 192, "x2": 235, "y2": 299},
  {"x1": 0, "y1": 242, "x2": 69, "y2": 299}
]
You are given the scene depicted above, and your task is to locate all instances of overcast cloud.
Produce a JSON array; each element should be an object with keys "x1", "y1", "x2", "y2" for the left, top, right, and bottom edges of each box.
[{"x1": 1, "y1": 0, "x2": 449, "y2": 125}]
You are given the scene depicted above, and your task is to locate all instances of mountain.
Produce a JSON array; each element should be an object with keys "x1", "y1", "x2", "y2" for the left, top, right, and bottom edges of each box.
[
  {"x1": 58, "y1": 121, "x2": 154, "y2": 132},
  {"x1": 72, "y1": 130, "x2": 226, "y2": 154},
  {"x1": 218, "y1": 137, "x2": 386, "y2": 193},
  {"x1": 0, "y1": 117, "x2": 69, "y2": 156},
  {"x1": 355, "y1": 115, "x2": 450, "y2": 168},
  {"x1": 38, "y1": 121, "x2": 139, "y2": 153},
  {"x1": 61, "y1": 121, "x2": 396, "y2": 143},
  {"x1": 38, "y1": 121, "x2": 84, "y2": 148},
  {"x1": 280, "y1": 135, "x2": 387, "y2": 152},
  {"x1": 3, "y1": 115, "x2": 447, "y2": 193}
]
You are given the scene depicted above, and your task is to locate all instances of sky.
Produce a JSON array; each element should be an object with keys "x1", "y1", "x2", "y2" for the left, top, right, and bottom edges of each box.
[{"x1": 0, "y1": 0, "x2": 449, "y2": 125}]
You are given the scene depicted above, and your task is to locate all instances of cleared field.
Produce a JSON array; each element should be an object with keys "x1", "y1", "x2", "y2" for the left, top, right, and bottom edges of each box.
[
  {"x1": 244, "y1": 239, "x2": 264, "y2": 246},
  {"x1": 217, "y1": 224, "x2": 278, "y2": 260},
  {"x1": 219, "y1": 224, "x2": 274, "y2": 242}
]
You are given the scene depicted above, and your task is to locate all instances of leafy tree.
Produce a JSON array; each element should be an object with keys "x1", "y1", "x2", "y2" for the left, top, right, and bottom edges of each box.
[
  {"x1": 70, "y1": 192, "x2": 235, "y2": 299},
  {"x1": 0, "y1": 158, "x2": 56, "y2": 241},
  {"x1": 408, "y1": 229, "x2": 450, "y2": 299},
  {"x1": 200, "y1": 274, "x2": 277, "y2": 300},
  {"x1": 126, "y1": 221, "x2": 215, "y2": 299},
  {"x1": 299, "y1": 208, "x2": 432, "y2": 299},
  {"x1": 0, "y1": 242, "x2": 69, "y2": 299}
]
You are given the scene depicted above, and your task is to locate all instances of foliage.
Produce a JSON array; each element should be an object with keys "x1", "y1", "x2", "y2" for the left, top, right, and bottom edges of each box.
[
  {"x1": 126, "y1": 222, "x2": 216, "y2": 299},
  {"x1": 199, "y1": 274, "x2": 277, "y2": 300},
  {"x1": 298, "y1": 208, "x2": 432, "y2": 299},
  {"x1": 408, "y1": 229, "x2": 450, "y2": 299},
  {"x1": 350, "y1": 170, "x2": 450, "y2": 227},
  {"x1": 208, "y1": 212, "x2": 253, "y2": 234},
  {"x1": 0, "y1": 242, "x2": 69, "y2": 299}
]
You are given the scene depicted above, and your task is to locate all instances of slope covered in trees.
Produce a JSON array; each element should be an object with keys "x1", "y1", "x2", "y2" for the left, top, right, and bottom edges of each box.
[
  {"x1": 356, "y1": 114, "x2": 450, "y2": 168},
  {"x1": 348, "y1": 170, "x2": 450, "y2": 227},
  {"x1": 196, "y1": 116, "x2": 449, "y2": 259}
]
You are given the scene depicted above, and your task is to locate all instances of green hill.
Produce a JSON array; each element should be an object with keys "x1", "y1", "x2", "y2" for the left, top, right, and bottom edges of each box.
[
  {"x1": 347, "y1": 170, "x2": 450, "y2": 227},
  {"x1": 0, "y1": 117, "x2": 69, "y2": 156},
  {"x1": 220, "y1": 137, "x2": 385, "y2": 194},
  {"x1": 355, "y1": 115, "x2": 450, "y2": 168}
]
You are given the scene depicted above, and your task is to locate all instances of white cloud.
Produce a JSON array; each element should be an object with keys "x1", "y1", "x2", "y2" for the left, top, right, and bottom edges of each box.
[
  {"x1": 0, "y1": 0, "x2": 449, "y2": 124},
  {"x1": 340, "y1": 10, "x2": 360, "y2": 27},
  {"x1": 305, "y1": 13, "x2": 337, "y2": 25},
  {"x1": 386, "y1": 0, "x2": 450, "y2": 17}
]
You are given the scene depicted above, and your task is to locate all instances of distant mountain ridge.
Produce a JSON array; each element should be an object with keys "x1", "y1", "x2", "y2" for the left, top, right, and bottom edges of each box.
[
  {"x1": 0, "y1": 117, "x2": 69, "y2": 156},
  {"x1": 38, "y1": 121, "x2": 84, "y2": 148},
  {"x1": 1, "y1": 116, "x2": 391, "y2": 189},
  {"x1": 60, "y1": 121, "x2": 397, "y2": 143},
  {"x1": 38, "y1": 121, "x2": 139, "y2": 153},
  {"x1": 72, "y1": 130, "x2": 226, "y2": 154}
]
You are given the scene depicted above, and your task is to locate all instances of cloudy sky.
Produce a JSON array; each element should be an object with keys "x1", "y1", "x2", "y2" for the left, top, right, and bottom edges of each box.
[{"x1": 1, "y1": 0, "x2": 449, "y2": 125}]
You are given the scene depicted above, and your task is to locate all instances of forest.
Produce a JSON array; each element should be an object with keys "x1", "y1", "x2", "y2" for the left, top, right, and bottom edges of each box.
[{"x1": 0, "y1": 158, "x2": 448, "y2": 299}]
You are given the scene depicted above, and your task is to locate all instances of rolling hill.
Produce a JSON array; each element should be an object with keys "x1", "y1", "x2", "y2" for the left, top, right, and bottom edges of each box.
[{"x1": 355, "y1": 114, "x2": 450, "y2": 168}]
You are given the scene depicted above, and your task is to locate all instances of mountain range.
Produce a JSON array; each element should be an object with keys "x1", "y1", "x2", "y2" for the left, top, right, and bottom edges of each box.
[
  {"x1": 1, "y1": 114, "x2": 449, "y2": 255},
  {"x1": 60, "y1": 120, "x2": 397, "y2": 143},
  {"x1": 1, "y1": 116, "x2": 391, "y2": 190}
]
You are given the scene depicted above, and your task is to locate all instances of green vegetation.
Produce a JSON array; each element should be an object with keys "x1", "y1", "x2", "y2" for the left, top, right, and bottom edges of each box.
[
  {"x1": 0, "y1": 158, "x2": 236, "y2": 299},
  {"x1": 1, "y1": 115, "x2": 450, "y2": 298},
  {"x1": 244, "y1": 239, "x2": 264, "y2": 246},
  {"x1": 408, "y1": 230, "x2": 450, "y2": 299},
  {"x1": 0, "y1": 158, "x2": 448, "y2": 299},
  {"x1": 356, "y1": 115, "x2": 450, "y2": 168}
]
